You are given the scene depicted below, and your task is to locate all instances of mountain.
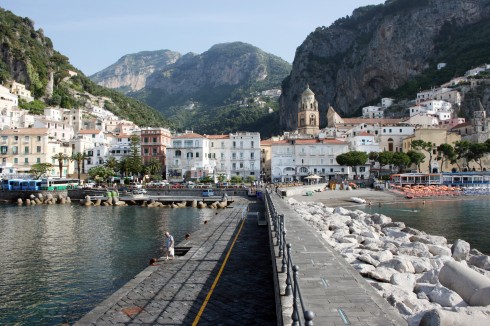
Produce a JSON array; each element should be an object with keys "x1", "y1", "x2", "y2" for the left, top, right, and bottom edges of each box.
[
  {"x1": 0, "y1": 7, "x2": 170, "y2": 128},
  {"x1": 279, "y1": 0, "x2": 490, "y2": 131},
  {"x1": 90, "y1": 42, "x2": 291, "y2": 136},
  {"x1": 90, "y1": 50, "x2": 181, "y2": 93}
]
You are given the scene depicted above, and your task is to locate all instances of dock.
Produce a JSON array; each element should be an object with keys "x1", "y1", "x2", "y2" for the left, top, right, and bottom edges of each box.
[{"x1": 76, "y1": 191, "x2": 407, "y2": 325}]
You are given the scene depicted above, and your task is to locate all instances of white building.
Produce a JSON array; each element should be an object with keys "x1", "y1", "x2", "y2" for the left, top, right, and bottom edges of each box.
[
  {"x1": 349, "y1": 132, "x2": 381, "y2": 153},
  {"x1": 362, "y1": 106, "x2": 385, "y2": 119},
  {"x1": 270, "y1": 138, "x2": 359, "y2": 182},
  {"x1": 166, "y1": 132, "x2": 211, "y2": 182}
]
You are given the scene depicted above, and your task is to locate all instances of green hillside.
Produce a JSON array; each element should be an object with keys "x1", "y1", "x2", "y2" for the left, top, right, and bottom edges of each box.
[{"x1": 0, "y1": 7, "x2": 170, "y2": 128}]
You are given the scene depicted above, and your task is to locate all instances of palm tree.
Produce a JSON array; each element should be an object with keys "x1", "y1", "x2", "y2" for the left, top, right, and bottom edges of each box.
[
  {"x1": 52, "y1": 152, "x2": 70, "y2": 178},
  {"x1": 146, "y1": 158, "x2": 162, "y2": 176},
  {"x1": 71, "y1": 152, "x2": 87, "y2": 182},
  {"x1": 105, "y1": 156, "x2": 119, "y2": 172}
]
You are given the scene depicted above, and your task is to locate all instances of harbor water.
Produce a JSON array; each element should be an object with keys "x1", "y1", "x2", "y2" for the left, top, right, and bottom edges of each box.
[
  {"x1": 0, "y1": 205, "x2": 215, "y2": 325},
  {"x1": 360, "y1": 197, "x2": 490, "y2": 255}
]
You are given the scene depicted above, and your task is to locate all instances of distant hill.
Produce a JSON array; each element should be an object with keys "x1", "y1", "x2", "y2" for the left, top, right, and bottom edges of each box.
[
  {"x1": 90, "y1": 42, "x2": 291, "y2": 136},
  {"x1": 279, "y1": 0, "x2": 490, "y2": 130},
  {"x1": 0, "y1": 7, "x2": 170, "y2": 128}
]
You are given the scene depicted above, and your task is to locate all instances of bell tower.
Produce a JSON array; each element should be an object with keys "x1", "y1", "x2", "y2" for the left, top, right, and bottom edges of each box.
[{"x1": 297, "y1": 84, "x2": 319, "y2": 135}]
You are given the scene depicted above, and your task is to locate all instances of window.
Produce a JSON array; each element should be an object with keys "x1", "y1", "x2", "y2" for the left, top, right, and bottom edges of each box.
[
  {"x1": 144, "y1": 148, "x2": 149, "y2": 154},
  {"x1": 37, "y1": 136, "x2": 41, "y2": 141},
  {"x1": 37, "y1": 158, "x2": 41, "y2": 163},
  {"x1": 0, "y1": 146, "x2": 7, "y2": 154},
  {"x1": 152, "y1": 148, "x2": 157, "y2": 155},
  {"x1": 250, "y1": 152, "x2": 254, "y2": 159},
  {"x1": 175, "y1": 150, "x2": 181, "y2": 157},
  {"x1": 184, "y1": 140, "x2": 193, "y2": 147},
  {"x1": 12, "y1": 146, "x2": 18, "y2": 154},
  {"x1": 14, "y1": 136, "x2": 18, "y2": 141},
  {"x1": 233, "y1": 141, "x2": 236, "y2": 149},
  {"x1": 221, "y1": 153, "x2": 225, "y2": 159},
  {"x1": 239, "y1": 162, "x2": 243, "y2": 168},
  {"x1": 232, "y1": 163, "x2": 236, "y2": 169},
  {"x1": 144, "y1": 137, "x2": 149, "y2": 143},
  {"x1": 251, "y1": 141, "x2": 254, "y2": 148},
  {"x1": 37, "y1": 146, "x2": 41, "y2": 153},
  {"x1": 232, "y1": 153, "x2": 236, "y2": 159},
  {"x1": 187, "y1": 152, "x2": 193, "y2": 159},
  {"x1": 24, "y1": 136, "x2": 29, "y2": 142},
  {"x1": 14, "y1": 158, "x2": 18, "y2": 164},
  {"x1": 24, "y1": 158, "x2": 29, "y2": 163},
  {"x1": 196, "y1": 152, "x2": 199, "y2": 158},
  {"x1": 221, "y1": 141, "x2": 224, "y2": 149},
  {"x1": 240, "y1": 152, "x2": 244, "y2": 159},
  {"x1": 153, "y1": 137, "x2": 157, "y2": 143}
]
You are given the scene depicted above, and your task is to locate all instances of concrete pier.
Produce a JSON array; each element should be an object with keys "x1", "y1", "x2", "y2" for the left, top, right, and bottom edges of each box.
[{"x1": 76, "y1": 192, "x2": 407, "y2": 325}]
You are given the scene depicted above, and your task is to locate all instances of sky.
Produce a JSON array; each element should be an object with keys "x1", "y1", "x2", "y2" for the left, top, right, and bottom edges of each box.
[{"x1": 2, "y1": 0, "x2": 385, "y2": 76}]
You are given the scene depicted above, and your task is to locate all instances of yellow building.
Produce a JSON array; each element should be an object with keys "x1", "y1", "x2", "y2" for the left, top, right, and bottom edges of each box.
[
  {"x1": 0, "y1": 128, "x2": 73, "y2": 176},
  {"x1": 402, "y1": 128, "x2": 461, "y2": 173}
]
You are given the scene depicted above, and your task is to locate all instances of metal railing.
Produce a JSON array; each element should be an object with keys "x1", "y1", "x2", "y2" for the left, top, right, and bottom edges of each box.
[{"x1": 264, "y1": 189, "x2": 315, "y2": 326}]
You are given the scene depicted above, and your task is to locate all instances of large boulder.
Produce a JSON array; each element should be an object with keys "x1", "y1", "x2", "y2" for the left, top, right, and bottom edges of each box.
[
  {"x1": 451, "y1": 239, "x2": 471, "y2": 261},
  {"x1": 378, "y1": 257, "x2": 416, "y2": 274},
  {"x1": 428, "y1": 285, "x2": 466, "y2": 307},
  {"x1": 468, "y1": 255, "x2": 490, "y2": 271}
]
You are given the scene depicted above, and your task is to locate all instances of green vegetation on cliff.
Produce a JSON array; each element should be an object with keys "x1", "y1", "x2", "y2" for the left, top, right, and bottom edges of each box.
[{"x1": 0, "y1": 7, "x2": 169, "y2": 128}]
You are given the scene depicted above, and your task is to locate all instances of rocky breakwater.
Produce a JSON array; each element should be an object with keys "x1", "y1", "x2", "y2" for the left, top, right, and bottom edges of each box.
[
  {"x1": 17, "y1": 193, "x2": 71, "y2": 205},
  {"x1": 287, "y1": 198, "x2": 490, "y2": 326}
]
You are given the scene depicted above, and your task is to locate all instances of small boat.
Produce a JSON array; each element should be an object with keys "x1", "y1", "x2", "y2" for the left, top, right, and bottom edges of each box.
[{"x1": 349, "y1": 197, "x2": 366, "y2": 204}]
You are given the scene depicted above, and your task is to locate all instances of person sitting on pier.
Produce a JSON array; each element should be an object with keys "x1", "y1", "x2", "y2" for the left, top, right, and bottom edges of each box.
[
  {"x1": 149, "y1": 258, "x2": 158, "y2": 266},
  {"x1": 185, "y1": 233, "x2": 190, "y2": 240}
]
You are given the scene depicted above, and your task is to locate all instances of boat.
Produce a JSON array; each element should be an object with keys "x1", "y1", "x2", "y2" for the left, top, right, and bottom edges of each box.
[{"x1": 349, "y1": 197, "x2": 366, "y2": 204}]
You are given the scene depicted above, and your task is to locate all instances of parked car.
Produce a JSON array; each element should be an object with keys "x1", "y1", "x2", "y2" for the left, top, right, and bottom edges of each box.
[{"x1": 202, "y1": 189, "x2": 214, "y2": 197}]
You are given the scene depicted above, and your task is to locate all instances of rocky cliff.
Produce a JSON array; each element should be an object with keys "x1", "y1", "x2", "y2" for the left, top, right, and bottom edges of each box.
[
  {"x1": 89, "y1": 50, "x2": 181, "y2": 93},
  {"x1": 279, "y1": 0, "x2": 490, "y2": 130}
]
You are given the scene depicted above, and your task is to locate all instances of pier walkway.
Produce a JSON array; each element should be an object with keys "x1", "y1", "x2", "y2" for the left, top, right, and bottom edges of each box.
[
  {"x1": 76, "y1": 191, "x2": 407, "y2": 325},
  {"x1": 75, "y1": 197, "x2": 276, "y2": 325}
]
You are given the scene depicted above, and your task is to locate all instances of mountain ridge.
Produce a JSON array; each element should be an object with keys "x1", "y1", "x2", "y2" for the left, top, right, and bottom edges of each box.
[{"x1": 279, "y1": 0, "x2": 490, "y2": 130}]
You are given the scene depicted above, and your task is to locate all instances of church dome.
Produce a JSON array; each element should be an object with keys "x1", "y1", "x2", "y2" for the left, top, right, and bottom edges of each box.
[{"x1": 302, "y1": 84, "x2": 315, "y2": 96}]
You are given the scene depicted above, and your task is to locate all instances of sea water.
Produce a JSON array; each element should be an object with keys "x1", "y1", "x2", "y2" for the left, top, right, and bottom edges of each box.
[
  {"x1": 0, "y1": 205, "x2": 215, "y2": 325},
  {"x1": 359, "y1": 197, "x2": 490, "y2": 255}
]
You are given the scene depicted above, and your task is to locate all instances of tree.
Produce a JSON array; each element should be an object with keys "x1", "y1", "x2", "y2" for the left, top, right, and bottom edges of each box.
[
  {"x1": 407, "y1": 150, "x2": 425, "y2": 173},
  {"x1": 468, "y1": 142, "x2": 489, "y2": 171},
  {"x1": 105, "y1": 156, "x2": 119, "y2": 172},
  {"x1": 126, "y1": 135, "x2": 142, "y2": 176},
  {"x1": 246, "y1": 175, "x2": 256, "y2": 184},
  {"x1": 336, "y1": 151, "x2": 368, "y2": 176},
  {"x1": 392, "y1": 152, "x2": 411, "y2": 173},
  {"x1": 71, "y1": 152, "x2": 87, "y2": 181},
  {"x1": 200, "y1": 175, "x2": 214, "y2": 183},
  {"x1": 88, "y1": 166, "x2": 116, "y2": 184},
  {"x1": 454, "y1": 140, "x2": 471, "y2": 171},
  {"x1": 436, "y1": 144, "x2": 456, "y2": 172},
  {"x1": 145, "y1": 158, "x2": 162, "y2": 177},
  {"x1": 217, "y1": 174, "x2": 227, "y2": 184},
  {"x1": 230, "y1": 175, "x2": 243, "y2": 184},
  {"x1": 411, "y1": 140, "x2": 434, "y2": 172},
  {"x1": 378, "y1": 151, "x2": 394, "y2": 172},
  {"x1": 30, "y1": 163, "x2": 53, "y2": 179},
  {"x1": 52, "y1": 152, "x2": 70, "y2": 178}
]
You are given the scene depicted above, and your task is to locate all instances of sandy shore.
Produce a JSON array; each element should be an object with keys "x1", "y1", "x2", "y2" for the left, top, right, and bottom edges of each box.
[{"x1": 289, "y1": 188, "x2": 489, "y2": 208}]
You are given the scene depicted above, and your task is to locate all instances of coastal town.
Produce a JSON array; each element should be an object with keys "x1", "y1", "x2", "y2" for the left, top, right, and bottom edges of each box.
[{"x1": 1, "y1": 64, "x2": 490, "y2": 186}]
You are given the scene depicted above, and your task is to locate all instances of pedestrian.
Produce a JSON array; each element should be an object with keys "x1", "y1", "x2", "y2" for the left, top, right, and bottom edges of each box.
[{"x1": 164, "y1": 231, "x2": 174, "y2": 260}]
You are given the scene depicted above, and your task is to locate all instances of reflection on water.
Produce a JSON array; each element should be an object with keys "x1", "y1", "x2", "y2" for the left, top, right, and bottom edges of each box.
[
  {"x1": 0, "y1": 205, "x2": 214, "y2": 325},
  {"x1": 359, "y1": 198, "x2": 490, "y2": 255}
]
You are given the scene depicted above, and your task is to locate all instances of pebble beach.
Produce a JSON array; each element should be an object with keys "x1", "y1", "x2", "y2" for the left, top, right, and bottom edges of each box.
[{"x1": 287, "y1": 188, "x2": 490, "y2": 325}]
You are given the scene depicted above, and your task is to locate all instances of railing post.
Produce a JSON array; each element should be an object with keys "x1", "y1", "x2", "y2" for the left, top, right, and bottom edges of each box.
[
  {"x1": 281, "y1": 230, "x2": 287, "y2": 273},
  {"x1": 291, "y1": 265, "x2": 300, "y2": 326},
  {"x1": 278, "y1": 216, "x2": 283, "y2": 255},
  {"x1": 304, "y1": 310, "x2": 315, "y2": 326},
  {"x1": 285, "y1": 243, "x2": 292, "y2": 295}
]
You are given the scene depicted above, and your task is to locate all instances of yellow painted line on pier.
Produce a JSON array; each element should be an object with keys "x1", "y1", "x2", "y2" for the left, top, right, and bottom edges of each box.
[{"x1": 192, "y1": 216, "x2": 247, "y2": 326}]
